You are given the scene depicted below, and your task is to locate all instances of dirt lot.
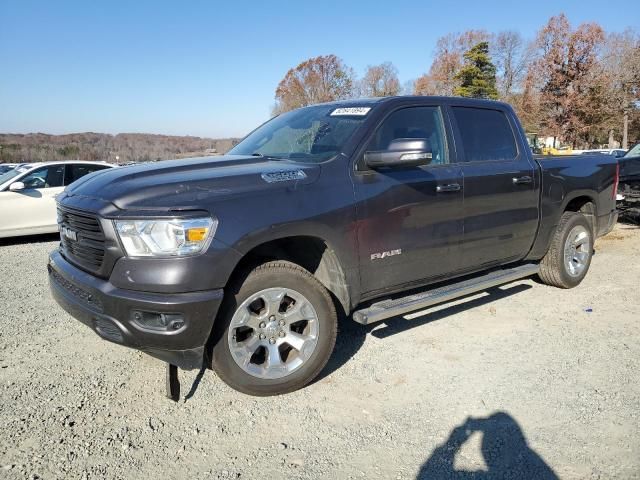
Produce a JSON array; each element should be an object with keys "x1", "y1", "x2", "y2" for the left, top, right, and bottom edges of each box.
[{"x1": 1, "y1": 224, "x2": 639, "y2": 480}]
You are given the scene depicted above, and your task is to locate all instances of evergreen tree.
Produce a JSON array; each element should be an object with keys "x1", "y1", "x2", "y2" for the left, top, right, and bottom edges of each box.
[{"x1": 453, "y1": 42, "x2": 499, "y2": 99}]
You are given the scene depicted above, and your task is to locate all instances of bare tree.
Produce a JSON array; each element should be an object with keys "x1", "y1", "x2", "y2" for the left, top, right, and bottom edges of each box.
[
  {"x1": 360, "y1": 62, "x2": 400, "y2": 97},
  {"x1": 492, "y1": 31, "x2": 532, "y2": 98},
  {"x1": 600, "y1": 29, "x2": 640, "y2": 148}
]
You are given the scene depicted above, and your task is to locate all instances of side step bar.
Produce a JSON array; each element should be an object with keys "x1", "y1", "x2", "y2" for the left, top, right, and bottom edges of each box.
[{"x1": 352, "y1": 263, "x2": 539, "y2": 325}]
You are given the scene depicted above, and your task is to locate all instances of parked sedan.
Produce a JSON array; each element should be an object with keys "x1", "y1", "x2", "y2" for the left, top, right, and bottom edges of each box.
[
  {"x1": 0, "y1": 163, "x2": 19, "y2": 175},
  {"x1": 0, "y1": 161, "x2": 113, "y2": 238},
  {"x1": 580, "y1": 148, "x2": 628, "y2": 158}
]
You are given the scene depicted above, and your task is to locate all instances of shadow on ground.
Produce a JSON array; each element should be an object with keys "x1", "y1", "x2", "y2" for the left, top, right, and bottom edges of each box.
[
  {"x1": 185, "y1": 283, "x2": 532, "y2": 399},
  {"x1": 316, "y1": 283, "x2": 532, "y2": 382},
  {"x1": 417, "y1": 412, "x2": 558, "y2": 479}
]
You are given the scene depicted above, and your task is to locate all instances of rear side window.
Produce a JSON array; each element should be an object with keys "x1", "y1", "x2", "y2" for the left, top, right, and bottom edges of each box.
[
  {"x1": 452, "y1": 107, "x2": 517, "y2": 162},
  {"x1": 64, "y1": 164, "x2": 109, "y2": 186}
]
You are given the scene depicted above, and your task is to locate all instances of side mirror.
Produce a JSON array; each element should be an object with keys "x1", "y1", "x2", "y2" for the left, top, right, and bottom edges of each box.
[
  {"x1": 9, "y1": 181, "x2": 25, "y2": 192},
  {"x1": 365, "y1": 138, "x2": 433, "y2": 169}
]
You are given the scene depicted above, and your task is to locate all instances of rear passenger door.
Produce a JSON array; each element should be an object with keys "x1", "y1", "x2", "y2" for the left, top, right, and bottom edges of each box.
[{"x1": 450, "y1": 106, "x2": 539, "y2": 271}]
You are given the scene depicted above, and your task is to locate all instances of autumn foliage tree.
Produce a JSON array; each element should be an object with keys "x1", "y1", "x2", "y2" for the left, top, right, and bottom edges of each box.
[
  {"x1": 453, "y1": 42, "x2": 499, "y2": 99},
  {"x1": 414, "y1": 30, "x2": 489, "y2": 95},
  {"x1": 514, "y1": 70, "x2": 543, "y2": 132},
  {"x1": 360, "y1": 62, "x2": 400, "y2": 97},
  {"x1": 272, "y1": 17, "x2": 639, "y2": 148},
  {"x1": 531, "y1": 14, "x2": 605, "y2": 147},
  {"x1": 274, "y1": 55, "x2": 355, "y2": 114}
]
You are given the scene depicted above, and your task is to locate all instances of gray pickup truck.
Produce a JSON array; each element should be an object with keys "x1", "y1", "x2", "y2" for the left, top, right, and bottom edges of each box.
[{"x1": 49, "y1": 96, "x2": 618, "y2": 396}]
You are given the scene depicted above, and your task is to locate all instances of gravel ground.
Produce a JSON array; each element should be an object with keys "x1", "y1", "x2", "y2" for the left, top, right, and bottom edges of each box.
[{"x1": 0, "y1": 224, "x2": 639, "y2": 480}]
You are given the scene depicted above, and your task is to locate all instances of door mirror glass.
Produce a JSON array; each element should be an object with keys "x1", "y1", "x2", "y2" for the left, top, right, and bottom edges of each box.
[
  {"x1": 365, "y1": 138, "x2": 433, "y2": 169},
  {"x1": 9, "y1": 181, "x2": 25, "y2": 192}
]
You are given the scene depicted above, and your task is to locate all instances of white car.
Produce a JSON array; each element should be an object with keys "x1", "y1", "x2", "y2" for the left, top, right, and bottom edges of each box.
[
  {"x1": 0, "y1": 163, "x2": 19, "y2": 175},
  {"x1": 0, "y1": 161, "x2": 114, "y2": 238},
  {"x1": 579, "y1": 148, "x2": 627, "y2": 158}
]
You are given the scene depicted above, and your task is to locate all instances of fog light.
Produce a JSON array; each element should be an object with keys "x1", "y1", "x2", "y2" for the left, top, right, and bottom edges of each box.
[{"x1": 131, "y1": 310, "x2": 184, "y2": 331}]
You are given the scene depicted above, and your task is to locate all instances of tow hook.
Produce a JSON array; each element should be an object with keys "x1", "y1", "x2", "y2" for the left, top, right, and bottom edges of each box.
[{"x1": 166, "y1": 363, "x2": 180, "y2": 401}]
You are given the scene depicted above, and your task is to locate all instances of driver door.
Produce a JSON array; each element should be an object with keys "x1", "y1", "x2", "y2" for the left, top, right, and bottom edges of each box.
[
  {"x1": 0, "y1": 165, "x2": 65, "y2": 237},
  {"x1": 352, "y1": 105, "x2": 464, "y2": 295}
]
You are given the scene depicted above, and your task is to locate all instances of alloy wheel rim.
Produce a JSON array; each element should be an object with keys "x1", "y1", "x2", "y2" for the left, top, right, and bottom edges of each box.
[
  {"x1": 563, "y1": 225, "x2": 591, "y2": 277},
  {"x1": 228, "y1": 287, "x2": 319, "y2": 379}
]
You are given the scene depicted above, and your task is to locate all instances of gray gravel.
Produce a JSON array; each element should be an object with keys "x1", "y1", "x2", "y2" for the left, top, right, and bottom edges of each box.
[{"x1": 0, "y1": 225, "x2": 639, "y2": 480}]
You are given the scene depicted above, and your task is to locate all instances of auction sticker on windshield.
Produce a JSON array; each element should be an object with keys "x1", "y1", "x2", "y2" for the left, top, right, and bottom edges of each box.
[{"x1": 330, "y1": 107, "x2": 371, "y2": 116}]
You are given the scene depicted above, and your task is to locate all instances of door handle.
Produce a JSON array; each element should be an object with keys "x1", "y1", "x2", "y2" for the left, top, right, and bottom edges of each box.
[
  {"x1": 436, "y1": 183, "x2": 461, "y2": 193},
  {"x1": 512, "y1": 176, "x2": 533, "y2": 185}
]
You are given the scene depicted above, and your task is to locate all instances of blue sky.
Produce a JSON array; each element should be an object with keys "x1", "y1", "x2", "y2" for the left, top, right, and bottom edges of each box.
[{"x1": 0, "y1": 0, "x2": 637, "y2": 138}]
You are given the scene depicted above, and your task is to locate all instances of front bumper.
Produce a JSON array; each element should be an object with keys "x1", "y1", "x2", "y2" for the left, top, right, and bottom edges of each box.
[{"x1": 48, "y1": 249, "x2": 223, "y2": 370}]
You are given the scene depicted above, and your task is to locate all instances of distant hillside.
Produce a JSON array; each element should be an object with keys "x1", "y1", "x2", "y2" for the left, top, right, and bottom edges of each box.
[{"x1": 0, "y1": 132, "x2": 242, "y2": 164}]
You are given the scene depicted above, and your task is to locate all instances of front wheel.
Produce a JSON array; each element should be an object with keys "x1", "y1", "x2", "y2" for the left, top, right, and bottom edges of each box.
[
  {"x1": 538, "y1": 211, "x2": 594, "y2": 288},
  {"x1": 210, "y1": 261, "x2": 337, "y2": 396}
]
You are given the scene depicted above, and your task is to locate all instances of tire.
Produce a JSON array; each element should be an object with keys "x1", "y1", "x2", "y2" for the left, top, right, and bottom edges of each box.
[
  {"x1": 210, "y1": 261, "x2": 337, "y2": 396},
  {"x1": 538, "y1": 211, "x2": 594, "y2": 289}
]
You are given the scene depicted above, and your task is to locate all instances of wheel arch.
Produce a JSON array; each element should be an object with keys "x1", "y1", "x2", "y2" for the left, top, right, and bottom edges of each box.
[
  {"x1": 227, "y1": 235, "x2": 352, "y2": 315},
  {"x1": 526, "y1": 191, "x2": 598, "y2": 261},
  {"x1": 562, "y1": 193, "x2": 597, "y2": 233}
]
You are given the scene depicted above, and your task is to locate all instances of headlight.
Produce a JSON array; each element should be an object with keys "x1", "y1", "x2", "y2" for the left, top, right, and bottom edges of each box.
[{"x1": 114, "y1": 217, "x2": 217, "y2": 257}]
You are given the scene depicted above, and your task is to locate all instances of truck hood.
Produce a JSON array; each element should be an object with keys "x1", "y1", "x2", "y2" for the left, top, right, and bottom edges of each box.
[{"x1": 61, "y1": 155, "x2": 321, "y2": 212}]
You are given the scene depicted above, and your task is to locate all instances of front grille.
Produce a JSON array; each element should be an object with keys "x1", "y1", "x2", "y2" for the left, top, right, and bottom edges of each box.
[{"x1": 58, "y1": 207, "x2": 105, "y2": 273}]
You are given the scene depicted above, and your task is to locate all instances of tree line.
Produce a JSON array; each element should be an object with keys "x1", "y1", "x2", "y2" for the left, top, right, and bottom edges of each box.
[
  {"x1": 273, "y1": 14, "x2": 640, "y2": 149},
  {"x1": 0, "y1": 133, "x2": 240, "y2": 164}
]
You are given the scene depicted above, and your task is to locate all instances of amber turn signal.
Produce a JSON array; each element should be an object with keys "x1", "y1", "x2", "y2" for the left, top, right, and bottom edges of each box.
[{"x1": 186, "y1": 227, "x2": 208, "y2": 242}]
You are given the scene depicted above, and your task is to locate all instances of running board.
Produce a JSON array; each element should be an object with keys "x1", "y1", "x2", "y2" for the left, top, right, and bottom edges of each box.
[{"x1": 352, "y1": 263, "x2": 539, "y2": 325}]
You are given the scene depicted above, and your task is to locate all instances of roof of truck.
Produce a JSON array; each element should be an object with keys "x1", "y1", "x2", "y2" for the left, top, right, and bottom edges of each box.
[{"x1": 313, "y1": 95, "x2": 512, "y2": 109}]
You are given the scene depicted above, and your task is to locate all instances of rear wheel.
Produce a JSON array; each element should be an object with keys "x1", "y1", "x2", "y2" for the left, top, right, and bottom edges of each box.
[
  {"x1": 538, "y1": 211, "x2": 593, "y2": 288},
  {"x1": 211, "y1": 261, "x2": 337, "y2": 396}
]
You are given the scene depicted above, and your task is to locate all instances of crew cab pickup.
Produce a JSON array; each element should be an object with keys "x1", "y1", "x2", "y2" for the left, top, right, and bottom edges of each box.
[{"x1": 49, "y1": 96, "x2": 618, "y2": 396}]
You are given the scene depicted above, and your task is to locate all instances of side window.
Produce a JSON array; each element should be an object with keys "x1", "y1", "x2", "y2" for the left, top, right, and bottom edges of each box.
[
  {"x1": 367, "y1": 107, "x2": 448, "y2": 165},
  {"x1": 452, "y1": 107, "x2": 518, "y2": 162},
  {"x1": 64, "y1": 164, "x2": 108, "y2": 186},
  {"x1": 20, "y1": 166, "x2": 65, "y2": 189}
]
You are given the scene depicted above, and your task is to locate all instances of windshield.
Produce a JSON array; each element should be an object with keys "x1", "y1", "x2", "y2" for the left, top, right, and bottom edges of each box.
[
  {"x1": 624, "y1": 144, "x2": 640, "y2": 158},
  {"x1": 229, "y1": 104, "x2": 371, "y2": 163},
  {"x1": 0, "y1": 165, "x2": 29, "y2": 186}
]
